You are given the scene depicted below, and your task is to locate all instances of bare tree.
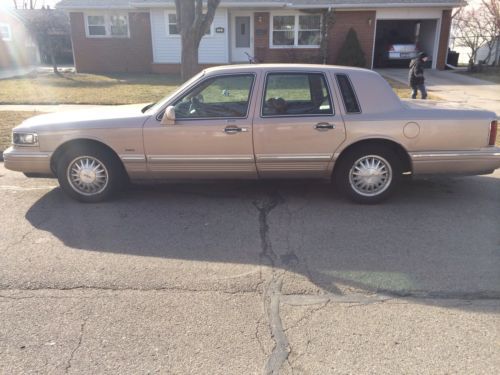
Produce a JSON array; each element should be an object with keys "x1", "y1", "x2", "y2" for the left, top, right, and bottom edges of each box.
[
  {"x1": 453, "y1": 6, "x2": 492, "y2": 70},
  {"x1": 27, "y1": 9, "x2": 70, "y2": 74},
  {"x1": 174, "y1": 0, "x2": 221, "y2": 80},
  {"x1": 481, "y1": 0, "x2": 500, "y2": 65}
]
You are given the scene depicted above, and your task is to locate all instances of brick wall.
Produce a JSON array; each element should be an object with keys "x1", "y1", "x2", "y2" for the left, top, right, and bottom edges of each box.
[
  {"x1": 70, "y1": 12, "x2": 153, "y2": 73},
  {"x1": 436, "y1": 9, "x2": 452, "y2": 70},
  {"x1": 326, "y1": 11, "x2": 376, "y2": 68}
]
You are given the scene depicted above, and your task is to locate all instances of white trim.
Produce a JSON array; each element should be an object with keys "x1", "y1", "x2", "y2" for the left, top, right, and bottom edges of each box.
[
  {"x1": 230, "y1": 11, "x2": 254, "y2": 63},
  {"x1": 163, "y1": 10, "x2": 214, "y2": 38},
  {"x1": 0, "y1": 23, "x2": 12, "y2": 42},
  {"x1": 432, "y1": 16, "x2": 442, "y2": 69},
  {"x1": 269, "y1": 11, "x2": 322, "y2": 49},
  {"x1": 84, "y1": 11, "x2": 130, "y2": 39}
]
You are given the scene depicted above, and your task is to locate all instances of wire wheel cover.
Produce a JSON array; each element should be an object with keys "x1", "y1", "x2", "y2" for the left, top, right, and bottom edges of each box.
[
  {"x1": 67, "y1": 156, "x2": 109, "y2": 196},
  {"x1": 349, "y1": 155, "x2": 393, "y2": 197}
]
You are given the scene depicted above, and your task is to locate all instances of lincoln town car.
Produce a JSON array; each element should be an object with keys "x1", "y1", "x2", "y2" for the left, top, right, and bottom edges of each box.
[{"x1": 3, "y1": 64, "x2": 499, "y2": 203}]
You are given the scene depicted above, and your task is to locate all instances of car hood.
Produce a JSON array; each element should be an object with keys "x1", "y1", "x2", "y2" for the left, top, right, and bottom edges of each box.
[{"x1": 14, "y1": 104, "x2": 150, "y2": 132}]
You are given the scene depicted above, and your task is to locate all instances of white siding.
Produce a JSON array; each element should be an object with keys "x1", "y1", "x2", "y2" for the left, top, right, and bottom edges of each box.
[{"x1": 151, "y1": 8, "x2": 229, "y2": 64}]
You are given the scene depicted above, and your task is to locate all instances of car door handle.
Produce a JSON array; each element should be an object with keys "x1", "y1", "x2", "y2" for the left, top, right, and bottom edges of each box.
[
  {"x1": 224, "y1": 126, "x2": 248, "y2": 134},
  {"x1": 314, "y1": 123, "x2": 335, "y2": 130}
]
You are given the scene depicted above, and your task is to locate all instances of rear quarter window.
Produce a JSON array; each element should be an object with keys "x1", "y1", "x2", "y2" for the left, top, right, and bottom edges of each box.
[{"x1": 336, "y1": 74, "x2": 361, "y2": 114}]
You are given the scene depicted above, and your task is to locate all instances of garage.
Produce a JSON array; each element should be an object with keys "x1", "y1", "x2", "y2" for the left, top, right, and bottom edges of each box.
[{"x1": 373, "y1": 18, "x2": 439, "y2": 69}]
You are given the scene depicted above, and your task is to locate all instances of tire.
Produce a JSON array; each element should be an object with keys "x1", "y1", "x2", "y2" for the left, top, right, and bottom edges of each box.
[
  {"x1": 334, "y1": 146, "x2": 402, "y2": 204},
  {"x1": 56, "y1": 145, "x2": 125, "y2": 203}
]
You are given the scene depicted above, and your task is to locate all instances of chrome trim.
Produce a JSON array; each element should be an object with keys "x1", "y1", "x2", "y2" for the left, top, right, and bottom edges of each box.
[
  {"x1": 411, "y1": 150, "x2": 500, "y2": 160},
  {"x1": 257, "y1": 155, "x2": 332, "y2": 161},
  {"x1": 3, "y1": 151, "x2": 50, "y2": 159},
  {"x1": 147, "y1": 155, "x2": 255, "y2": 162},
  {"x1": 120, "y1": 155, "x2": 146, "y2": 162}
]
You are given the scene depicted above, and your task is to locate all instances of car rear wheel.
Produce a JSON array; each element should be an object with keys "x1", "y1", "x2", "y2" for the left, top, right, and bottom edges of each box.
[
  {"x1": 56, "y1": 146, "x2": 124, "y2": 203},
  {"x1": 335, "y1": 146, "x2": 401, "y2": 204}
]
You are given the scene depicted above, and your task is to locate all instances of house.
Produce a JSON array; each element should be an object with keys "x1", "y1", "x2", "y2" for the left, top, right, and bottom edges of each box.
[
  {"x1": 0, "y1": 7, "x2": 40, "y2": 72},
  {"x1": 56, "y1": 0, "x2": 463, "y2": 74}
]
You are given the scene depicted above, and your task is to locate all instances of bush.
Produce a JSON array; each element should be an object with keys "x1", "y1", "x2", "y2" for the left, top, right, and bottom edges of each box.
[{"x1": 336, "y1": 28, "x2": 366, "y2": 67}]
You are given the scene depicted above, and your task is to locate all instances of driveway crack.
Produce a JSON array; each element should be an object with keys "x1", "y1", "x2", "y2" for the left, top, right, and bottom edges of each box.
[{"x1": 64, "y1": 314, "x2": 89, "y2": 373}]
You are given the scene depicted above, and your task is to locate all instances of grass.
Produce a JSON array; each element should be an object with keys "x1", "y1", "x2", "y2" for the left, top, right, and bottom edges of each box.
[
  {"x1": 384, "y1": 77, "x2": 440, "y2": 100},
  {"x1": 458, "y1": 66, "x2": 500, "y2": 84},
  {"x1": 0, "y1": 72, "x2": 182, "y2": 105},
  {"x1": 0, "y1": 111, "x2": 39, "y2": 152}
]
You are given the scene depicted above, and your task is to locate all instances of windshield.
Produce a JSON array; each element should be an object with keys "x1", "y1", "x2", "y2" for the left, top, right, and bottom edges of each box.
[{"x1": 144, "y1": 71, "x2": 206, "y2": 115}]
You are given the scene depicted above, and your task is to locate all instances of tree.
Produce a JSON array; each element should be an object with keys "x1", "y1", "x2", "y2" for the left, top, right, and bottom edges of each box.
[
  {"x1": 336, "y1": 28, "x2": 366, "y2": 67},
  {"x1": 27, "y1": 9, "x2": 70, "y2": 74},
  {"x1": 481, "y1": 0, "x2": 500, "y2": 65},
  {"x1": 452, "y1": 4, "x2": 496, "y2": 70},
  {"x1": 174, "y1": 0, "x2": 221, "y2": 80}
]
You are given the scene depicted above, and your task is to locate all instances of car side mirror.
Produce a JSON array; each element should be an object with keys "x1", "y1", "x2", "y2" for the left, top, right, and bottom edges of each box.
[{"x1": 161, "y1": 106, "x2": 176, "y2": 125}]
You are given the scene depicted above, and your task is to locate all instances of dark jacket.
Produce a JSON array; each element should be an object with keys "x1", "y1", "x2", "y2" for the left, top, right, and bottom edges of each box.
[{"x1": 409, "y1": 58, "x2": 425, "y2": 86}]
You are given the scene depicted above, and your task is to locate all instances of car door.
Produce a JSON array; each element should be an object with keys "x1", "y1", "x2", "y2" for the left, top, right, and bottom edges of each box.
[
  {"x1": 143, "y1": 73, "x2": 258, "y2": 179},
  {"x1": 252, "y1": 71, "x2": 346, "y2": 178}
]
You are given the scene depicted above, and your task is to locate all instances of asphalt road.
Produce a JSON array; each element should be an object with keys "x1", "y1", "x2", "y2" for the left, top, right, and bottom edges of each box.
[{"x1": 0, "y1": 164, "x2": 499, "y2": 374}]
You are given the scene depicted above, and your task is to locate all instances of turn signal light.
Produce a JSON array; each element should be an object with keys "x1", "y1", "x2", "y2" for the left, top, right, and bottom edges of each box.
[{"x1": 489, "y1": 120, "x2": 498, "y2": 146}]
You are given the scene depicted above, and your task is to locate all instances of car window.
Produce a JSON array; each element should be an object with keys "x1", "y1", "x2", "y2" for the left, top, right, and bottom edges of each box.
[
  {"x1": 174, "y1": 74, "x2": 254, "y2": 119},
  {"x1": 335, "y1": 74, "x2": 361, "y2": 114},
  {"x1": 262, "y1": 73, "x2": 333, "y2": 117}
]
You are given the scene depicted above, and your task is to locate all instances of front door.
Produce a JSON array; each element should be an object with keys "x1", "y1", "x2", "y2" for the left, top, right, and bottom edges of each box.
[
  {"x1": 143, "y1": 73, "x2": 258, "y2": 179},
  {"x1": 252, "y1": 72, "x2": 347, "y2": 178},
  {"x1": 231, "y1": 14, "x2": 253, "y2": 63}
]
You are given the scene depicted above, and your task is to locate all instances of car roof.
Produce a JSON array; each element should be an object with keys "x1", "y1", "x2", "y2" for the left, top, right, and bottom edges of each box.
[{"x1": 203, "y1": 63, "x2": 371, "y2": 74}]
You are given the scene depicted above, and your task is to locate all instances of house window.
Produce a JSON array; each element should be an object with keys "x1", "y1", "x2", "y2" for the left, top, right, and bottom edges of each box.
[
  {"x1": 0, "y1": 23, "x2": 12, "y2": 41},
  {"x1": 110, "y1": 15, "x2": 128, "y2": 37},
  {"x1": 165, "y1": 12, "x2": 211, "y2": 36},
  {"x1": 86, "y1": 13, "x2": 129, "y2": 38},
  {"x1": 167, "y1": 13, "x2": 179, "y2": 35},
  {"x1": 271, "y1": 14, "x2": 321, "y2": 48}
]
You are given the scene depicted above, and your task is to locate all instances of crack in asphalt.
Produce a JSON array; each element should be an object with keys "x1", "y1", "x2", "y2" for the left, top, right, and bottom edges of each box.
[
  {"x1": 252, "y1": 192, "x2": 293, "y2": 375},
  {"x1": 64, "y1": 315, "x2": 89, "y2": 373},
  {"x1": 263, "y1": 273, "x2": 289, "y2": 375}
]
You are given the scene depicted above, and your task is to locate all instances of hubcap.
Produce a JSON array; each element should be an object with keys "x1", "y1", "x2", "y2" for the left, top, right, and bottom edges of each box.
[
  {"x1": 349, "y1": 155, "x2": 392, "y2": 197},
  {"x1": 67, "y1": 156, "x2": 109, "y2": 196}
]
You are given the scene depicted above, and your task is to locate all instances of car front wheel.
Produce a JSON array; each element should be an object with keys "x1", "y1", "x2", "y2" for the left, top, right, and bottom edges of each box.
[
  {"x1": 56, "y1": 146, "x2": 124, "y2": 203},
  {"x1": 335, "y1": 146, "x2": 401, "y2": 204}
]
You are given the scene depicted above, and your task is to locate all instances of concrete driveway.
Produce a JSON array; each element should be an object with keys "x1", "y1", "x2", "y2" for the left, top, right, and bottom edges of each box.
[
  {"x1": 0, "y1": 164, "x2": 499, "y2": 374},
  {"x1": 378, "y1": 68, "x2": 500, "y2": 116}
]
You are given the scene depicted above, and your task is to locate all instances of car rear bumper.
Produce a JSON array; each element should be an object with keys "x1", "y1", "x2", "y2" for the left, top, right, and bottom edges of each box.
[
  {"x1": 411, "y1": 148, "x2": 500, "y2": 175},
  {"x1": 2, "y1": 147, "x2": 53, "y2": 175}
]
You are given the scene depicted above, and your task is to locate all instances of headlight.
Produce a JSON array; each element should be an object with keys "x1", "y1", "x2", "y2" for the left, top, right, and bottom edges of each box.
[{"x1": 12, "y1": 132, "x2": 39, "y2": 146}]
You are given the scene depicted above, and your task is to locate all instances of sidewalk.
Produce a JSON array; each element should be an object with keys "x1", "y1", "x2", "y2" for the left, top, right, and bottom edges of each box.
[{"x1": 378, "y1": 68, "x2": 500, "y2": 116}]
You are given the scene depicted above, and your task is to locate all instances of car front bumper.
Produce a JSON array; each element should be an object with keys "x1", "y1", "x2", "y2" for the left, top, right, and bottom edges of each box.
[
  {"x1": 3, "y1": 147, "x2": 53, "y2": 175},
  {"x1": 411, "y1": 148, "x2": 500, "y2": 175}
]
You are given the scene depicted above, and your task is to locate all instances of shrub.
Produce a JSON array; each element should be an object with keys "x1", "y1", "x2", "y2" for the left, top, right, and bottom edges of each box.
[{"x1": 336, "y1": 28, "x2": 366, "y2": 67}]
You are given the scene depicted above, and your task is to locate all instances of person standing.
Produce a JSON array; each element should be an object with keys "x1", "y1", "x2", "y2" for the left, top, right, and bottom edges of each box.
[{"x1": 408, "y1": 52, "x2": 429, "y2": 99}]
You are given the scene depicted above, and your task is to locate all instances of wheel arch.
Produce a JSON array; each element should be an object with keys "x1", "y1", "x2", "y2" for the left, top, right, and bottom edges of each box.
[
  {"x1": 50, "y1": 138, "x2": 126, "y2": 177},
  {"x1": 333, "y1": 138, "x2": 413, "y2": 176}
]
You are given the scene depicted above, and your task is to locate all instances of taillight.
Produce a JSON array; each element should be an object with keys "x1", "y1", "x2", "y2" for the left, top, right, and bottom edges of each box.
[{"x1": 489, "y1": 120, "x2": 498, "y2": 146}]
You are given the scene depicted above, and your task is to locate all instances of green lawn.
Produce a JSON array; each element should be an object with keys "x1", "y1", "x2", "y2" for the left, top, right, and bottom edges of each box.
[{"x1": 0, "y1": 72, "x2": 182, "y2": 105}]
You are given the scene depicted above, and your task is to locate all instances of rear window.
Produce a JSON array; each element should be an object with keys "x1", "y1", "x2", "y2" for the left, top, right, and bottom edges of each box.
[{"x1": 336, "y1": 74, "x2": 361, "y2": 114}]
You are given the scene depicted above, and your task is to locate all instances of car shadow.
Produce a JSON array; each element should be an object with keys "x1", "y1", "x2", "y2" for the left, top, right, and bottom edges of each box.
[{"x1": 25, "y1": 176, "x2": 500, "y2": 313}]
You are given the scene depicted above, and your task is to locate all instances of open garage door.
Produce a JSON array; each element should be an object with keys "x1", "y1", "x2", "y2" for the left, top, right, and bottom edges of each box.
[{"x1": 373, "y1": 19, "x2": 438, "y2": 68}]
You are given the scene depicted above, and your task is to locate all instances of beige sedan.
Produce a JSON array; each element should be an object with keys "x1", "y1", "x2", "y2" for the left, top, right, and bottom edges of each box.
[{"x1": 3, "y1": 64, "x2": 500, "y2": 203}]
